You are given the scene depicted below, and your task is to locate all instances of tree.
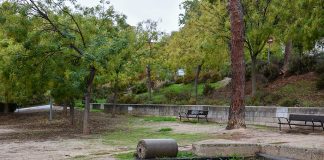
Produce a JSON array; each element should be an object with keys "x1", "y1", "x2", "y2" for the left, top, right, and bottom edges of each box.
[
  {"x1": 166, "y1": 0, "x2": 230, "y2": 103},
  {"x1": 226, "y1": 0, "x2": 246, "y2": 129},
  {"x1": 2, "y1": 0, "x2": 129, "y2": 134},
  {"x1": 136, "y1": 20, "x2": 162, "y2": 103}
]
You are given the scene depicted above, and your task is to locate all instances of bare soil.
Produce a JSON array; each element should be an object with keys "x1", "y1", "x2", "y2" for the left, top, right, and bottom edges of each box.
[
  {"x1": 1, "y1": 110, "x2": 324, "y2": 160},
  {"x1": 0, "y1": 110, "x2": 126, "y2": 160}
]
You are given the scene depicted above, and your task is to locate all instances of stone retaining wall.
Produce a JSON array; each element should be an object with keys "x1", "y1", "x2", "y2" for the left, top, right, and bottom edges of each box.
[{"x1": 90, "y1": 103, "x2": 324, "y2": 125}]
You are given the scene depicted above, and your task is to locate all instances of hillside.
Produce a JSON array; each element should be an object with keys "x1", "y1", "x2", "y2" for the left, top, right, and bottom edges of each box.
[{"x1": 126, "y1": 72, "x2": 324, "y2": 107}]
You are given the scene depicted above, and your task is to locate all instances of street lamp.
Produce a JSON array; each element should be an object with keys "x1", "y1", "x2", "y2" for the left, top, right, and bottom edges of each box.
[{"x1": 267, "y1": 37, "x2": 274, "y2": 64}]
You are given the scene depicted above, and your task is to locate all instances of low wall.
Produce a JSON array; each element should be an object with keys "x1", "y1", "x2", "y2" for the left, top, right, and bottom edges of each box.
[{"x1": 90, "y1": 103, "x2": 324, "y2": 125}]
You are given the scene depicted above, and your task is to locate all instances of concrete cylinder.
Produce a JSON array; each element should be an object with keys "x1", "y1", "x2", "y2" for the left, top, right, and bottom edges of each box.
[{"x1": 136, "y1": 139, "x2": 178, "y2": 159}]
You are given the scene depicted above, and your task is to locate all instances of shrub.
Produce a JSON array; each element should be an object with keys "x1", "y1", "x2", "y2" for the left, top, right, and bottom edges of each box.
[
  {"x1": 118, "y1": 94, "x2": 142, "y2": 104},
  {"x1": 132, "y1": 82, "x2": 147, "y2": 94},
  {"x1": 279, "y1": 98, "x2": 299, "y2": 107},
  {"x1": 202, "y1": 82, "x2": 214, "y2": 96},
  {"x1": 200, "y1": 72, "x2": 221, "y2": 83},
  {"x1": 183, "y1": 74, "x2": 195, "y2": 84},
  {"x1": 164, "y1": 90, "x2": 191, "y2": 102},
  {"x1": 260, "y1": 63, "x2": 281, "y2": 82},
  {"x1": 288, "y1": 55, "x2": 316, "y2": 75}
]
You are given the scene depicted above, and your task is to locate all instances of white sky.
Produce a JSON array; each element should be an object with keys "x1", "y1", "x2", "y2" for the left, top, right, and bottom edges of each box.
[{"x1": 77, "y1": 0, "x2": 184, "y2": 33}]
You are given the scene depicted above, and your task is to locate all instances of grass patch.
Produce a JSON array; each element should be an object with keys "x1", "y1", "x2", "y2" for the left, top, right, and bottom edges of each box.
[
  {"x1": 114, "y1": 152, "x2": 135, "y2": 160},
  {"x1": 143, "y1": 116, "x2": 177, "y2": 122},
  {"x1": 90, "y1": 109, "x2": 103, "y2": 113},
  {"x1": 114, "y1": 151, "x2": 197, "y2": 160},
  {"x1": 177, "y1": 151, "x2": 197, "y2": 158},
  {"x1": 158, "y1": 127, "x2": 173, "y2": 132},
  {"x1": 103, "y1": 127, "x2": 211, "y2": 148}
]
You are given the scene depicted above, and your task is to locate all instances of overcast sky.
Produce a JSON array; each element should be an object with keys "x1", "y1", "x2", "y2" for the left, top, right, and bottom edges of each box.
[{"x1": 77, "y1": 0, "x2": 184, "y2": 33}]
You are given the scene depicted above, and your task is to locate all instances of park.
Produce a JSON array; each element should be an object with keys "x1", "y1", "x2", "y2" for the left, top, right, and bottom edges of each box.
[{"x1": 0, "y1": 0, "x2": 324, "y2": 159}]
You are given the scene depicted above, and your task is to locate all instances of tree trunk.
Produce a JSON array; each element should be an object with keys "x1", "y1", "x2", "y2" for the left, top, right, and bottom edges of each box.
[
  {"x1": 4, "y1": 103, "x2": 9, "y2": 114},
  {"x1": 194, "y1": 64, "x2": 202, "y2": 104},
  {"x1": 146, "y1": 64, "x2": 152, "y2": 103},
  {"x1": 4, "y1": 91, "x2": 9, "y2": 114},
  {"x1": 112, "y1": 72, "x2": 119, "y2": 118},
  {"x1": 282, "y1": 40, "x2": 293, "y2": 76},
  {"x1": 251, "y1": 56, "x2": 257, "y2": 97},
  {"x1": 226, "y1": 0, "x2": 246, "y2": 130},
  {"x1": 83, "y1": 66, "x2": 96, "y2": 135},
  {"x1": 63, "y1": 103, "x2": 68, "y2": 117},
  {"x1": 69, "y1": 100, "x2": 75, "y2": 125}
]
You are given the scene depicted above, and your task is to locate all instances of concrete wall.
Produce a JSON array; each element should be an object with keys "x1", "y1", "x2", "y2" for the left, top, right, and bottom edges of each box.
[{"x1": 90, "y1": 103, "x2": 324, "y2": 125}]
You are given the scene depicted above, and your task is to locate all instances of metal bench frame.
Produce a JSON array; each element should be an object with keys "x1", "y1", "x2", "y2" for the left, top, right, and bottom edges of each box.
[
  {"x1": 275, "y1": 114, "x2": 324, "y2": 131},
  {"x1": 179, "y1": 110, "x2": 208, "y2": 122}
]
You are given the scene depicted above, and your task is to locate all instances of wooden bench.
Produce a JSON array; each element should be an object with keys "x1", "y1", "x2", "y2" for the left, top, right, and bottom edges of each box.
[
  {"x1": 179, "y1": 110, "x2": 208, "y2": 122},
  {"x1": 275, "y1": 114, "x2": 324, "y2": 131}
]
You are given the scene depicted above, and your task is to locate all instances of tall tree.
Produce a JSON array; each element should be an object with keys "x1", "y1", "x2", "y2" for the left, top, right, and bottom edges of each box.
[
  {"x1": 226, "y1": 0, "x2": 246, "y2": 129},
  {"x1": 3, "y1": 0, "x2": 128, "y2": 134},
  {"x1": 137, "y1": 20, "x2": 162, "y2": 102}
]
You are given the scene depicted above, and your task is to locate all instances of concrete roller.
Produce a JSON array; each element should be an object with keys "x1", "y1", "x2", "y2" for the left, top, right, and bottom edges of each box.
[{"x1": 136, "y1": 139, "x2": 178, "y2": 159}]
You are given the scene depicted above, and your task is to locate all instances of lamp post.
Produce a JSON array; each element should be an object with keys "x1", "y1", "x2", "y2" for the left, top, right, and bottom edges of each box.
[{"x1": 267, "y1": 37, "x2": 273, "y2": 64}]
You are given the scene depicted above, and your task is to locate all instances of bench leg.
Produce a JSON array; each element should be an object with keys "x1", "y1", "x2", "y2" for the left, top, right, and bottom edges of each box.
[
  {"x1": 288, "y1": 122, "x2": 292, "y2": 129},
  {"x1": 279, "y1": 123, "x2": 281, "y2": 131},
  {"x1": 197, "y1": 116, "x2": 199, "y2": 122},
  {"x1": 205, "y1": 116, "x2": 208, "y2": 122},
  {"x1": 312, "y1": 121, "x2": 315, "y2": 132}
]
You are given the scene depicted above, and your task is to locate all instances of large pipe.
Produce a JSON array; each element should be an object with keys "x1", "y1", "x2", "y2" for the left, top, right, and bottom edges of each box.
[{"x1": 136, "y1": 139, "x2": 178, "y2": 159}]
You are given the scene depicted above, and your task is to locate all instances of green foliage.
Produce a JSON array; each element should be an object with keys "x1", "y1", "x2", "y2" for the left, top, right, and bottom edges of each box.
[
  {"x1": 202, "y1": 82, "x2": 213, "y2": 96},
  {"x1": 132, "y1": 82, "x2": 147, "y2": 94},
  {"x1": 143, "y1": 116, "x2": 177, "y2": 122},
  {"x1": 279, "y1": 98, "x2": 300, "y2": 107},
  {"x1": 288, "y1": 55, "x2": 317, "y2": 75},
  {"x1": 260, "y1": 63, "x2": 281, "y2": 82}
]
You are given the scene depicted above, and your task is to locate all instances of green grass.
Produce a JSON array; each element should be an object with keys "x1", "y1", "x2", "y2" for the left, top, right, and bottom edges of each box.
[
  {"x1": 114, "y1": 151, "x2": 196, "y2": 160},
  {"x1": 103, "y1": 127, "x2": 211, "y2": 148},
  {"x1": 114, "y1": 152, "x2": 135, "y2": 160},
  {"x1": 158, "y1": 127, "x2": 173, "y2": 132},
  {"x1": 135, "y1": 81, "x2": 225, "y2": 104},
  {"x1": 143, "y1": 116, "x2": 177, "y2": 122},
  {"x1": 91, "y1": 109, "x2": 103, "y2": 113},
  {"x1": 177, "y1": 151, "x2": 197, "y2": 158}
]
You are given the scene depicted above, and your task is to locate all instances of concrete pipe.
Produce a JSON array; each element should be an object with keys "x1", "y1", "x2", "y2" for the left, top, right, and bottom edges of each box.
[{"x1": 136, "y1": 139, "x2": 178, "y2": 159}]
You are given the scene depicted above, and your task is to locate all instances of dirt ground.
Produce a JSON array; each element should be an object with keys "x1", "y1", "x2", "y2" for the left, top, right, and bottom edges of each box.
[{"x1": 1, "y1": 110, "x2": 324, "y2": 160}]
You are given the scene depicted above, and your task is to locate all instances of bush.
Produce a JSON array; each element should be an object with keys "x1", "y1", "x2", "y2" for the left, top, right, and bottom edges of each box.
[
  {"x1": 132, "y1": 82, "x2": 147, "y2": 94},
  {"x1": 288, "y1": 55, "x2": 316, "y2": 75},
  {"x1": 279, "y1": 98, "x2": 299, "y2": 107},
  {"x1": 202, "y1": 82, "x2": 214, "y2": 96},
  {"x1": 260, "y1": 63, "x2": 281, "y2": 82},
  {"x1": 164, "y1": 90, "x2": 191, "y2": 103},
  {"x1": 118, "y1": 94, "x2": 142, "y2": 104},
  {"x1": 183, "y1": 74, "x2": 195, "y2": 84},
  {"x1": 316, "y1": 74, "x2": 324, "y2": 90},
  {"x1": 200, "y1": 72, "x2": 221, "y2": 83}
]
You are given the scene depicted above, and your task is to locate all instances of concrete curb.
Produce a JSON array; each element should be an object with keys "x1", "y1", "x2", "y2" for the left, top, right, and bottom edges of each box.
[{"x1": 192, "y1": 139, "x2": 324, "y2": 160}]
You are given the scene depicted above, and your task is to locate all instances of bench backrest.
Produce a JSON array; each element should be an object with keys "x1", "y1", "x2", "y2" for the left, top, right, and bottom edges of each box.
[
  {"x1": 187, "y1": 110, "x2": 208, "y2": 115},
  {"x1": 289, "y1": 114, "x2": 324, "y2": 122}
]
